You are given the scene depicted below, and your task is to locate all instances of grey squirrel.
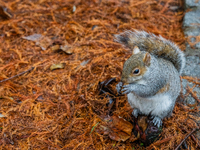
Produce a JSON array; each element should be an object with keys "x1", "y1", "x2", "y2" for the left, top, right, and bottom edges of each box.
[{"x1": 115, "y1": 30, "x2": 185, "y2": 128}]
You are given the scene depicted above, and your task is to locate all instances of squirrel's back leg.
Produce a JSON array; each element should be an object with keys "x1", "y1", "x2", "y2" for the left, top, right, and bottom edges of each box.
[
  {"x1": 151, "y1": 116, "x2": 162, "y2": 127},
  {"x1": 132, "y1": 108, "x2": 141, "y2": 118}
]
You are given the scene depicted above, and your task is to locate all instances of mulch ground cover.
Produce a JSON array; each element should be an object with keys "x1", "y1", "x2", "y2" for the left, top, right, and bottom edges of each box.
[{"x1": 0, "y1": 0, "x2": 200, "y2": 149}]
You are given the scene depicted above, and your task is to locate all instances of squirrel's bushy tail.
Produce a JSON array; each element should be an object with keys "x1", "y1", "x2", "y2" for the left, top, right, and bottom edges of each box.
[{"x1": 114, "y1": 30, "x2": 185, "y2": 74}]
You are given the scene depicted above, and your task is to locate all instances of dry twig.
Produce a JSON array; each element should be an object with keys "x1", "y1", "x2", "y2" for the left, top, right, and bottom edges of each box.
[
  {"x1": 175, "y1": 128, "x2": 198, "y2": 150},
  {"x1": 0, "y1": 67, "x2": 34, "y2": 83}
]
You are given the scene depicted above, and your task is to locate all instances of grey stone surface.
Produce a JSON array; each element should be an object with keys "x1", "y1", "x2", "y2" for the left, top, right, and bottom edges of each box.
[
  {"x1": 181, "y1": 50, "x2": 200, "y2": 105},
  {"x1": 196, "y1": 42, "x2": 200, "y2": 48},
  {"x1": 181, "y1": 56, "x2": 200, "y2": 78},
  {"x1": 185, "y1": 95, "x2": 196, "y2": 105},
  {"x1": 184, "y1": 48, "x2": 200, "y2": 57},
  {"x1": 184, "y1": 26, "x2": 200, "y2": 37},
  {"x1": 185, "y1": 0, "x2": 200, "y2": 9},
  {"x1": 184, "y1": 27, "x2": 200, "y2": 48},
  {"x1": 181, "y1": 79, "x2": 197, "y2": 105},
  {"x1": 183, "y1": 10, "x2": 200, "y2": 27},
  {"x1": 181, "y1": 79, "x2": 194, "y2": 95},
  {"x1": 183, "y1": 0, "x2": 200, "y2": 140},
  {"x1": 181, "y1": 53, "x2": 200, "y2": 106},
  {"x1": 195, "y1": 87, "x2": 200, "y2": 98}
]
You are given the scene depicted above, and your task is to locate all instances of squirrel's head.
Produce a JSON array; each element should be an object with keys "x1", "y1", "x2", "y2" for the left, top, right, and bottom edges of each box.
[{"x1": 121, "y1": 46, "x2": 151, "y2": 84}]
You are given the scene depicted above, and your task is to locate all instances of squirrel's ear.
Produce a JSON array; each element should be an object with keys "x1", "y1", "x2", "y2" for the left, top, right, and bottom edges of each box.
[
  {"x1": 132, "y1": 46, "x2": 141, "y2": 55},
  {"x1": 143, "y1": 52, "x2": 151, "y2": 66}
]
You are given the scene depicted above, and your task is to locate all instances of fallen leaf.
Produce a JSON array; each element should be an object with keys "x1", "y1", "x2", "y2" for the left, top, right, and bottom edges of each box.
[
  {"x1": 60, "y1": 45, "x2": 73, "y2": 54},
  {"x1": 110, "y1": 115, "x2": 133, "y2": 134},
  {"x1": 36, "y1": 36, "x2": 52, "y2": 50},
  {"x1": 132, "y1": 115, "x2": 162, "y2": 146},
  {"x1": 23, "y1": 34, "x2": 52, "y2": 50},
  {"x1": 23, "y1": 34, "x2": 42, "y2": 41},
  {"x1": 137, "y1": 116, "x2": 148, "y2": 132},
  {"x1": 109, "y1": 128, "x2": 131, "y2": 142},
  {"x1": 50, "y1": 63, "x2": 65, "y2": 70},
  {"x1": 97, "y1": 115, "x2": 133, "y2": 142},
  {"x1": 80, "y1": 59, "x2": 90, "y2": 66},
  {"x1": 51, "y1": 45, "x2": 60, "y2": 51}
]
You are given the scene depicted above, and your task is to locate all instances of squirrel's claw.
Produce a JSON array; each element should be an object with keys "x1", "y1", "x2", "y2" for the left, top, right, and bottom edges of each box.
[
  {"x1": 152, "y1": 116, "x2": 162, "y2": 128},
  {"x1": 132, "y1": 108, "x2": 140, "y2": 118},
  {"x1": 121, "y1": 87, "x2": 131, "y2": 94},
  {"x1": 121, "y1": 84, "x2": 132, "y2": 94}
]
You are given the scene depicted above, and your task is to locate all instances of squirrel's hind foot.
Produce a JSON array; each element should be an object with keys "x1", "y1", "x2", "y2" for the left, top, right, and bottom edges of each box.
[
  {"x1": 132, "y1": 108, "x2": 141, "y2": 118},
  {"x1": 152, "y1": 116, "x2": 162, "y2": 128}
]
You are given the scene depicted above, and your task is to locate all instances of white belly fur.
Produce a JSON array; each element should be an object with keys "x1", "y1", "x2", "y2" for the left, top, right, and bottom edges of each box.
[{"x1": 127, "y1": 92, "x2": 172, "y2": 118}]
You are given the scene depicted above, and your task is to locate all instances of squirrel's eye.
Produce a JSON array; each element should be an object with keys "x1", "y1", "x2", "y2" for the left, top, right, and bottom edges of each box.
[{"x1": 132, "y1": 68, "x2": 140, "y2": 74}]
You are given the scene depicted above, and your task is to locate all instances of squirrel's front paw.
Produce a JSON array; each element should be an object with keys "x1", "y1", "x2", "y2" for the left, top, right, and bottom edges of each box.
[
  {"x1": 152, "y1": 116, "x2": 162, "y2": 128},
  {"x1": 121, "y1": 84, "x2": 133, "y2": 94},
  {"x1": 116, "y1": 82, "x2": 123, "y2": 94}
]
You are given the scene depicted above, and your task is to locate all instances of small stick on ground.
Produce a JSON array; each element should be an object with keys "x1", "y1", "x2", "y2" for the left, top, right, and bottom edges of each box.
[
  {"x1": 0, "y1": 67, "x2": 35, "y2": 83},
  {"x1": 181, "y1": 127, "x2": 200, "y2": 148},
  {"x1": 191, "y1": 134, "x2": 200, "y2": 148},
  {"x1": 175, "y1": 128, "x2": 197, "y2": 150}
]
